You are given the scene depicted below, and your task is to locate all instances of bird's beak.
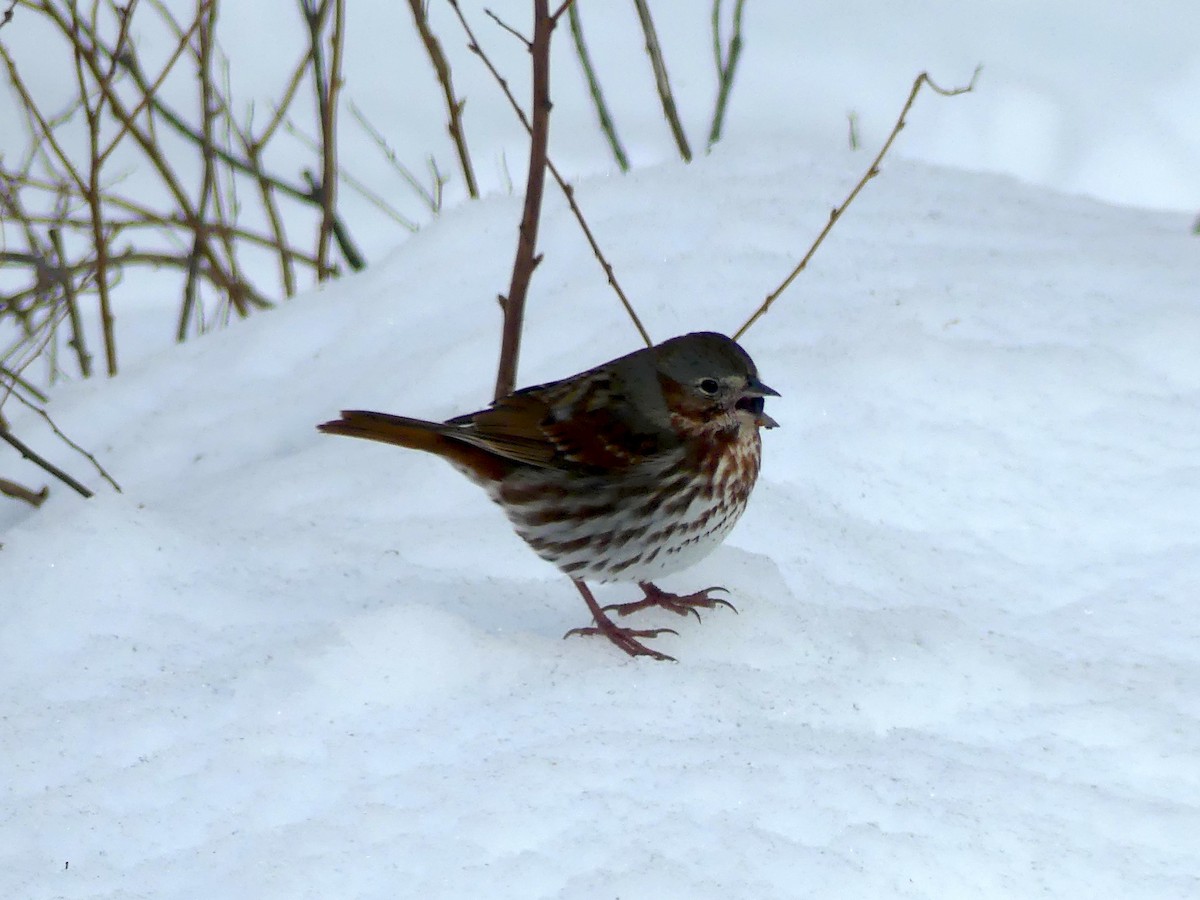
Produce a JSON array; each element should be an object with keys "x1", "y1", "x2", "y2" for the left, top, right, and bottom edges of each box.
[
  {"x1": 745, "y1": 376, "x2": 780, "y2": 398},
  {"x1": 754, "y1": 409, "x2": 780, "y2": 429},
  {"x1": 738, "y1": 377, "x2": 780, "y2": 429}
]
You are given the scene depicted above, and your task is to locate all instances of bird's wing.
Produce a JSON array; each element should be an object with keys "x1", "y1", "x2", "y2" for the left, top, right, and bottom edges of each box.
[{"x1": 446, "y1": 370, "x2": 673, "y2": 471}]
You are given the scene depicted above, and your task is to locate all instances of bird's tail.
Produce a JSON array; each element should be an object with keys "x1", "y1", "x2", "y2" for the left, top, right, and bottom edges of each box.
[
  {"x1": 318, "y1": 410, "x2": 449, "y2": 452},
  {"x1": 318, "y1": 409, "x2": 509, "y2": 483}
]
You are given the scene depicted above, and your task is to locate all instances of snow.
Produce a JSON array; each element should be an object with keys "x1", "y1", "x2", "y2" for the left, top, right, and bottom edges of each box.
[{"x1": 4, "y1": 2, "x2": 1200, "y2": 898}]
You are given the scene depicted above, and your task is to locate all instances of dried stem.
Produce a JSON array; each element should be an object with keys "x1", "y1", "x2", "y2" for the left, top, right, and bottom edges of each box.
[
  {"x1": 707, "y1": 0, "x2": 745, "y2": 150},
  {"x1": 631, "y1": 0, "x2": 691, "y2": 162},
  {"x1": 69, "y1": 2, "x2": 366, "y2": 271},
  {"x1": 568, "y1": 2, "x2": 628, "y2": 172},
  {"x1": 285, "y1": 116, "x2": 421, "y2": 229},
  {"x1": 734, "y1": 68, "x2": 981, "y2": 340},
  {"x1": 448, "y1": 0, "x2": 652, "y2": 349},
  {"x1": 0, "y1": 477, "x2": 48, "y2": 507},
  {"x1": 73, "y1": 0, "x2": 119, "y2": 375},
  {"x1": 7, "y1": 389, "x2": 122, "y2": 492},
  {"x1": 492, "y1": 0, "x2": 554, "y2": 400},
  {"x1": 38, "y1": 0, "x2": 252, "y2": 330},
  {"x1": 48, "y1": 228, "x2": 91, "y2": 377},
  {"x1": 299, "y1": 0, "x2": 346, "y2": 279},
  {"x1": 347, "y1": 100, "x2": 442, "y2": 213},
  {"x1": 0, "y1": 420, "x2": 94, "y2": 498},
  {"x1": 405, "y1": 0, "x2": 479, "y2": 198},
  {"x1": 180, "y1": 0, "x2": 219, "y2": 339}
]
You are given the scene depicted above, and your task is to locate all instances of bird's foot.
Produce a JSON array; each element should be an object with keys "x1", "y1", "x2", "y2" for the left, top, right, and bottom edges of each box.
[
  {"x1": 602, "y1": 582, "x2": 738, "y2": 622},
  {"x1": 563, "y1": 621, "x2": 678, "y2": 661}
]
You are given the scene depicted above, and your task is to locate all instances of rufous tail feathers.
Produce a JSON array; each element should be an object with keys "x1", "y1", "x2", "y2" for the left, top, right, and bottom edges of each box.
[{"x1": 318, "y1": 410, "x2": 509, "y2": 482}]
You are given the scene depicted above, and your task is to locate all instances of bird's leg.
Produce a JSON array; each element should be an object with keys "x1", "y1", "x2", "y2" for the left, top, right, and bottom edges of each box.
[
  {"x1": 563, "y1": 580, "x2": 678, "y2": 661},
  {"x1": 601, "y1": 581, "x2": 738, "y2": 622}
]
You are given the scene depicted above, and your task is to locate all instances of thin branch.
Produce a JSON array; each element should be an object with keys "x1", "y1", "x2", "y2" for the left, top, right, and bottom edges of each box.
[
  {"x1": 68, "y1": 0, "x2": 118, "y2": 374},
  {"x1": 285, "y1": 116, "x2": 420, "y2": 229},
  {"x1": 48, "y1": 228, "x2": 92, "y2": 378},
  {"x1": 2, "y1": 249, "x2": 279, "y2": 308},
  {"x1": 10, "y1": 204, "x2": 320, "y2": 263},
  {"x1": 631, "y1": 0, "x2": 691, "y2": 162},
  {"x1": 427, "y1": 155, "x2": 446, "y2": 211},
  {"x1": 493, "y1": 0, "x2": 553, "y2": 400},
  {"x1": 706, "y1": 0, "x2": 745, "y2": 150},
  {"x1": 846, "y1": 111, "x2": 860, "y2": 150},
  {"x1": 484, "y1": 8, "x2": 531, "y2": 49},
  {"x1": 179, "y1": 0, "x2": 221, "y2": 340},
  {"x1": 734, "y1": 68, "x2": 981, "y2": 340},
  {"x1": 0, "y1": 45, "x2": 89, "y2": 194},
  {"x1": 60, "y1": 4, "x2": 366, "y2": 271},
  {"x1": 568, "y1": 2, "x2": 628, "y2": 172},
  {"x1": 549, "y1": 1, "x2": 575, "y2": 22},
  {"x1": 0, "y1": 422, "x2": 94, "y2": 498},
  {"x1": 36, "y1": 0, "x2": 256, "y2": 326},
  {"x1": 96, "y1": 0, "x2": 203, "y2": 167},
  {"x1": 6, "y1": 389, "x2": 122, "y2": 492},
  {"x1": 248, "y1": 50, "x2": 310, "y2": 152},
  {"x1": 347, "y1": 99, "x2": 440, "y2": 212},
  {"x1": 1, "y1": 0, "x2": 16, "y2": 30},
  {"x1": 448, "y1": 0, "x2": 652, "y2": 348},
  {"x1": 299, "y1": 0, "x2": 346, "y2": 279},
  {"x1": 406, "y1": 0, "x2": 478, "y2": 198},
  {"x1": 0, "y1": 476, "x2": 48, "y2": 507},
  {"x1": 0, "y1": 364, "x2": 49, "y2": 405},
  {"x1": 245, "y1": 142, "x2": 297, "y2": 296}
]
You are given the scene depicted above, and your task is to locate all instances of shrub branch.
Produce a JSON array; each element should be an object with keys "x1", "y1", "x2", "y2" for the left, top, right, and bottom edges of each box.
[
  {"x1": 632, "y1": 0, "x2": 691, "y2": 162},
  {"x1": 491, "y1": 0, "x2": 556, "y2": 400},
  {"x1": 734, "y1": 68, "x2": 980, "y2": 340},
  {"x1": 448, "y1": 0, "x2": 652, "y2": 350},
  {"x1": 568, "y1": 2, "x2": 628, "y2": 172}
]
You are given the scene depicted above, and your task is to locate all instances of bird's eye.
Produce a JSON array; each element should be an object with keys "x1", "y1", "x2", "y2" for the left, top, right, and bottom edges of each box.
[{"x1": 697, "y1": 377, "x2": 720, "y2": 395}]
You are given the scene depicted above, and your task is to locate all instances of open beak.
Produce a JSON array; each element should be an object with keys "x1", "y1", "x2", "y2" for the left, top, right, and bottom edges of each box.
[
  {"x1": 745, "y1": 376, "x2": 779, "y2": 398},
  {"x1": 737, "y1": 377, "x2": 780, "y2": 429}
]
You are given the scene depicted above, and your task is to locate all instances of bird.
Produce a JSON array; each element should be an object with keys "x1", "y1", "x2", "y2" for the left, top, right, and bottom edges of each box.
[{"x1": 318, "y1": 331, "x2": 778, "y2": 661}]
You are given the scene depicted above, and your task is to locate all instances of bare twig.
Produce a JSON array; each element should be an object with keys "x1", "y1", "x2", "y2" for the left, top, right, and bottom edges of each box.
[
  {"x1": 48, "y1": 228, "x2": 92, "y2": 378},
  {"x1": 299, "y1": 0, "x2": 346, "y2": 279},
  {"x1": 347, "y1": 100, "x2": 441, "y2": 213},
  {"x1": 568, "y1": 2, "x2": 628, "y2": 172},
  {"x1": 35, "y1": 1, "x2": 257, "y2": 330},
  {"x1": 5, "y1": 391, "x2": 122, "y2": 493},
  {"x1": 492, "y1": 0, "x2": 554, "y2": 399},
  {"x1": 484, "y1": 7, "x2": 531, "y2": 49},
  {"x1": 428, "y1": 155, "x2": 446, "y2": 210},
  {"x1": 0, "y1": 476, "x2": 48, "y2": 507},
  {"x1": 286, "y1": 116, "x2": 421, "y2": 229},
  {"x1": 73, "y1": 0, "x2": 121, "y2": 375},
  {"x1": 1, "y1": 0, "x2": 16, "y2": 30},
  {"x1": 405, "y1": 0, "x2": 479, "y2": 199},
  {"x1": 0, "y1": 363, "x2": 49, "y2": 405},
  {"x1": 707, "y1": 0, "x2": 745, "y2": 150},
  {"x1": 734, "y1": 68, "x2": 981, "y2": 340},
  {"x1": 96, "y1": 0, "x2": 204, "y2": 168},
  {"x1": 632, "y1": 0, "x2": 691, "y2": 162},
  {"x1": 0, "y1": 422, "x2": 94, "y2": 498},
  {"x1": 179, "y1": 0, "x2": 220, "y2": 340},
  {"x1": 66, "y1": 4, "x2": 366, "y2": 271},
  {"x1": 12, "y1": 203, "x2": 320, "y2": 263},
  {"x1": 448, "y1": 0, "x2": 652, "y2": 349}
]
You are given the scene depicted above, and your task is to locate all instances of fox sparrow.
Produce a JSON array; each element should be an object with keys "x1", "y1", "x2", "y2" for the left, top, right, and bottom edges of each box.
[{"x1": 318, "y1": 331, "x2": 778, "y2": 661}]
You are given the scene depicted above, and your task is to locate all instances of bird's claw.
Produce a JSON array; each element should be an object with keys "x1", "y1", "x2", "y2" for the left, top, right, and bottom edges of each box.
[
  {"x1": 563, "y1": 624, "x2": 678, "y2": 661},
  {"x1": 602, "y1": 584, "x2": 738, "y2": 622}
]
